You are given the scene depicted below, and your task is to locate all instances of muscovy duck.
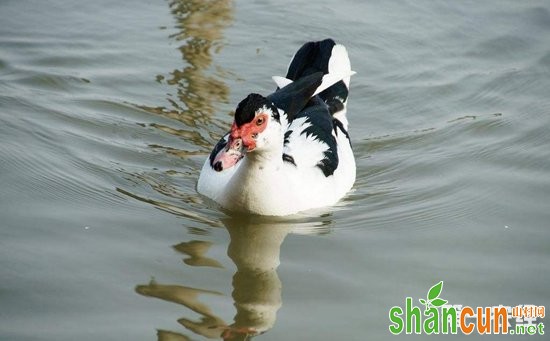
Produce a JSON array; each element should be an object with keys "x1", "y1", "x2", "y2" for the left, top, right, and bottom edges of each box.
[{"x1": 197, "y1": 39, "x2": 356, "y2": 216}]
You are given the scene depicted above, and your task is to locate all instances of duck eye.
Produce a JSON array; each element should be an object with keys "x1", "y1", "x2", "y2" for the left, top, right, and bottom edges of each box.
[{"x1": 256, "y1": 117, "x2": 264, "y2": 126}]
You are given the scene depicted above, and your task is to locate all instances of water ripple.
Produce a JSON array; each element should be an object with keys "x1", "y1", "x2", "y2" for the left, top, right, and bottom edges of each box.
[{"x1": 342, "y1": 113, "x2": 522, "y2": 231}]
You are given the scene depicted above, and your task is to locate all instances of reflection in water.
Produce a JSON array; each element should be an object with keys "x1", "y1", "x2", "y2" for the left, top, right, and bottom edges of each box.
[
  {"x1": 174, "y1": 240, "x2": 224, "y2": 268},
  {"x1": 120, "y1": 0, "x2": 235, "y2": 216},
  {"x1": 225, "y1": 219, "x2": 290, "y2": 338},
  {"x1": 132, "y1": 2, "x2": 328, "y2": 339},
  {"x1": 136, "y1": 217, "x2": 298, "y2": 340},
  {"x1": 141, "y1": 0, "x2": 234, "y2": 151},
  {"x1": 137, "y1": 281, "x2": 226, "y2": 339},
  {"x1": 116, "y1": 187, "x2": 219, "y2": 227}
]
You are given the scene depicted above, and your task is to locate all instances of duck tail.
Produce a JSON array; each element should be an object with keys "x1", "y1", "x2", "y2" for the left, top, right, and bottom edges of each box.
[{"x1": 273, "y1": 39, "x2": 354, "y2": 127}]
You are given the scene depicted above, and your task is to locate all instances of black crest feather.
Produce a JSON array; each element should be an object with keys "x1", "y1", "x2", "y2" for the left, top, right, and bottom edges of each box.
[{"x1": 234, "y1": 93, "x2": 279, "y2": 126}]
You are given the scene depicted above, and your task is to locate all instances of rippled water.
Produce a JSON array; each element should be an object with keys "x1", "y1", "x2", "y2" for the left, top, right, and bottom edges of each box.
[{"x1": 1, "y1": 1, "x2": 549, "y2": 340}]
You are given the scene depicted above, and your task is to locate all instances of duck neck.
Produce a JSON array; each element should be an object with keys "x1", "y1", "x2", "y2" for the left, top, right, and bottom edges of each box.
[
  {"x1": 223, "y1": 144, "x2": 286, "y2": 214},
  {"x1": 220, "y1": 127, "x2": 289, "y2": 214},
  {"x1": 245, "y1": 146, "x2": 283, "y2": 168}
]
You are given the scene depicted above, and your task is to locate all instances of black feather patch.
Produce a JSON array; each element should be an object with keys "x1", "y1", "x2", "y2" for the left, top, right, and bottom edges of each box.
[
  {"x1": 267, "y1": 72, "x2": 323, "y2": 121},
  {"x1": 271, "y1": 108, "x2": 280, "y2": 123},
  {"x1": 296, "y1": 99, "x2": 339, "y2": 177},
  {"x1": 286, "y1": 39, "x2": 336, "y2": 80},
  {"x1": 234, "y1": 94, "x2": 263, "y2": 126},
  {"x1": 333, "y1": 118, "x2": 352, "y2": 147},
  {"x1": 234, "y1": 93, "x2": 279, "y2": 127},
  {"x1": 320, "y1": 81, "x2": 349, "y2": 114},
  {"x1": 285, "y1": 39, "x2": 350, "y2": 115},
  {"x1": 282, "y1": 153, "x2": 297, "y2": 166},
  {"x1": 283, "y1": 130, "x2": 293, "y2": 145},
  {"x1": 325, "y1": 97, "x2": 345, "y2": 115}
]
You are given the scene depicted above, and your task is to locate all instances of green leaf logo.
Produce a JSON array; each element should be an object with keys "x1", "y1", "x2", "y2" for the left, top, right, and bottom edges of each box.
[
  {"x1": 428, "y1": 281, "x2": 443, "y2": 301},
  {"x1": 420, "y1": 281, "x2": 448, "y2": 311},
  {"x1": 431, "y1": 298, "x2": 447, "y2": 307}
]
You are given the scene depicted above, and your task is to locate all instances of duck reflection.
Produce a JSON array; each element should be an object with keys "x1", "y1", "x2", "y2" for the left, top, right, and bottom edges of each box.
[
  {"x1": 136, "y1": 217, "x2": 300, "y2": 340},
  {"x1": 225, "y1": 219, "x2": 290, "y2": 338},
  {"x1": 141, "y1": 0, "x2": 234, "y2": 153}
]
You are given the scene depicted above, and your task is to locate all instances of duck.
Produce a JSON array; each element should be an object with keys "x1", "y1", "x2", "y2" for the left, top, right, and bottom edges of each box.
[{"x1": 197, "y1": 39, "x2": 356, "y2": 216}]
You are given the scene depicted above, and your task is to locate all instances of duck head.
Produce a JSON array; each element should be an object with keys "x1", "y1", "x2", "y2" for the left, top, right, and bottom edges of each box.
[
  {"x1": 212, "y1": 94, "x2": 282, "y2": 171},
  {"x1": 231, "y1": 93, "x2": 281, "y2": 152}
]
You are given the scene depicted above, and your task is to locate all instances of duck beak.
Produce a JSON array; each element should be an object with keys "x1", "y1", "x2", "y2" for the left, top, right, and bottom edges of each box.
[{"x1": 212, "y1": 137, "x2": 245, "y2": 172}]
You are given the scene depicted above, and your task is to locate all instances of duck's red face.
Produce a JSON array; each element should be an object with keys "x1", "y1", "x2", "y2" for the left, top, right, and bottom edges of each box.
[
  {"x1": 229, "y1": 113, "x2": 269, "y2": 151},
  {"x1": 211, "y1": 113, "x2": 269, "y2": 172}
]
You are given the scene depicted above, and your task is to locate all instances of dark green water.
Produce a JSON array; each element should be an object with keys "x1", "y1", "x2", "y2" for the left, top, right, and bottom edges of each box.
[{"x1": 1, "y1": 1, "x2": 549, "y2": 340}]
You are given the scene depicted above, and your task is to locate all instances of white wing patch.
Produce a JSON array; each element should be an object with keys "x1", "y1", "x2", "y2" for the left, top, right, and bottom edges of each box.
[
  {"x1": 328, "y1": 44, "x2": 353, "y2": 88},
  {"x1": 283, "y1": 117, "x2": 330, "y2": 170}
]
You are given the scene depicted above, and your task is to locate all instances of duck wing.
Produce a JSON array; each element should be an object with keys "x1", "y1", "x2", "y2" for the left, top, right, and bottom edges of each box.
[
  {"x1": 282, "y1": 97, "x2": 339, "y2": 177},
  {"x1": 267, "y1": 72, "x2": 323, "y2": 121}
]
